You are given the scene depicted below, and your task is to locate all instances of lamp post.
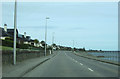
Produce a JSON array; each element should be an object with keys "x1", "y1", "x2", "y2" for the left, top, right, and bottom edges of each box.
[
  {"x1": 52, "y1": 32, "x2": 55, "y2": 53},
  {"x1": 13, "y1": 0, "x2": 17, "y2": 65},
  {"x1": 73, "y1": 40, "x2": 74, "y2": 52},
  {"x1": 52, "y1": 32, "x2": 54, "y2": 45},
  {"x1": 45, "y1": 17, "x2": 50, "y2": 56}
]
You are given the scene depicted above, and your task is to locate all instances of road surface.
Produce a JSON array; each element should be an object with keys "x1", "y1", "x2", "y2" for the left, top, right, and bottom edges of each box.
[{"x1": 23, "y1": 51, "x2": 119, "y2": 77}]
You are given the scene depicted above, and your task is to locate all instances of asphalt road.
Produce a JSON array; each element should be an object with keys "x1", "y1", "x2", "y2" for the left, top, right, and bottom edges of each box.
[{"x1": 23, "y1": 51, "x2": 119, "y2": 77}]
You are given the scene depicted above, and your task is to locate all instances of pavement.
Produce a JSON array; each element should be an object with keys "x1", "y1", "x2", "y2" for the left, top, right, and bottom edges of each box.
[
  {"x1": 22, "y1": 51, "x2": 119, "y2": 77},
  {"x1": 2, "y1": 52, "x2": 57, "y2": 77}
]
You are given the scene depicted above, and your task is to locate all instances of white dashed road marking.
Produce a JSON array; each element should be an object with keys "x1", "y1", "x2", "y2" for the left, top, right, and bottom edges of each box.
[
  {"x1": 75, "y1": 61, "x2": 78, "y2": 62},
  {"x1": 88, "y1": 68, "x2": 94, "y2": 72},
  {"x1": 80, "y1": 63, "x2": 83, "y2": 65},
  {"x1": 66, "y1": 53, "x2": 84, "y2": 66},
  {"x1": 65, "y1": 52, "x2": 95, "y2": 72}
]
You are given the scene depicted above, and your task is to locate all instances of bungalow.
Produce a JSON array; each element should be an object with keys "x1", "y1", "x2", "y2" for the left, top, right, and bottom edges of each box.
[
  {"x1": 0, "y1": 24, "x2": 41, "y2": 47},
  {"x1": 0, "y1": 27, "x2": 10, "y2": 40},
  {"x1": 0, "y1": 24, "x2": 18, "y2": 40}
]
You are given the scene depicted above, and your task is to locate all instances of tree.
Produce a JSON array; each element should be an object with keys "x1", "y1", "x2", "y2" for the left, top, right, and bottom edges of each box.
[
  {"x1": 52, "y1": 43, "x2": 56, "y2": 47},
  {"x1": 34, "y1": 39, "x2": 39, "y2": 44},
  {"x1": 40, "y1": 40, "x2": 45, "y2": 47}
]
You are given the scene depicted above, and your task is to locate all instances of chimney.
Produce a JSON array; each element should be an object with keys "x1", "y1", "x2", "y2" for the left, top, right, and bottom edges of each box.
[
  {"x1": 24, "y1": 32, "x2": 26, "y2": 38},
  {"x1": 4, "y1": 24, "x2": 7, "y2": 32}
]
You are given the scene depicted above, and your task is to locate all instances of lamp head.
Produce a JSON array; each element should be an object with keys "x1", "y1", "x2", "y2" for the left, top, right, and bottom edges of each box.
[{"x1": 46, "y1": 17, "x2": 50, "y2": 19}]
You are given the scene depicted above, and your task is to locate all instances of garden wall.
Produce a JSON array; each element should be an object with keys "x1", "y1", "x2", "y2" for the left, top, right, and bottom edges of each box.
[{"x1": 2, "y1": 50, "x2": 51, "y2": 65}]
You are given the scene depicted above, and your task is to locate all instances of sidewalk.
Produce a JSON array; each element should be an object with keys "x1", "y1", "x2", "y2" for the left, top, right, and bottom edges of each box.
[{"x1": 2, "y1": 52, "x2": 57, "y2": 77}]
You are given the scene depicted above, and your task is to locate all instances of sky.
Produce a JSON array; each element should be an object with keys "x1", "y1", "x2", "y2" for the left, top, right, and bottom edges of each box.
[{"x1": 1, "y1": 2, "x2": 118, "y2": 51}]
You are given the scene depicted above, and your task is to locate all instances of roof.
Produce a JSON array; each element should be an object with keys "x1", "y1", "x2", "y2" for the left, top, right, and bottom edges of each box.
[
  {"x1": 7, "y1": 29, "x2": 18, "y2": 33},
  {"x1": 29, "y1": 39, "x2": 34, "y2": 42},
  {"x1": 7, "y1": 29, "x2": 18, "y2": 37},
  {"x1": 0, "y1": 27, "x2": 11, "y2": 37},
  {"x1": 26, "y1": 36, "x2": 30, "y2": 38},
  {"x1": 18, "y1": 34, "x2": 23, "y2": 38},
  {"x1": 0, "y1": 27, "x2": 33, "y2": 42}
]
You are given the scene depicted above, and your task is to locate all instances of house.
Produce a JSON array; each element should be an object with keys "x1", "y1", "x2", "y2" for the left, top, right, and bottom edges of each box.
[
  {"x1": 17, "y1": 34, "x2": 24, "y2": 44},
  {"x1": 0, "y1": 24, "x2": 20, "y2": 43},
  {"x1": 35, "y1": 42, "x2": 41, "y2": 47},
  {"x1": 17, "y1": 32, "x2": 32, "y2": 45},
  {"x1": 7, "y1": 29, "x2": 18, "y2": 38},
  {"x1": 29, "y1": 39, "x2": 35, "y2": 46},
  {"x1": 0, "y1": 27, "x2": 10, "y2": 40},
  {"x1": 0, "y1": 24, "x2": 41, "y2": 47}
]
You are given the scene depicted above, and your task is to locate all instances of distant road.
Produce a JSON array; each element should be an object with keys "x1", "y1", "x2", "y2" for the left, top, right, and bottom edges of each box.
[{"x1": 23, "y1": 51, "x2": 118, "y2": 77}]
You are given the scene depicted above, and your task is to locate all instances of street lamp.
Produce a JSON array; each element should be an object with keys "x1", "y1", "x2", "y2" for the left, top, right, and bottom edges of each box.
[
  {"x1": 52, "y1": 32, "x2": 55, "y2": 53},
  {"x1": 73, "y1": 40, "x2": 74, "y2": 52},
  {"x1": 52, "y1": 32, "x2": 55, "y2": 45},
  {"x1": 13, "y1": 0, "x2": 17, "y2": 65},
  {"x1": 45, "y1": 17, "x2": 50, "y2": 56}
]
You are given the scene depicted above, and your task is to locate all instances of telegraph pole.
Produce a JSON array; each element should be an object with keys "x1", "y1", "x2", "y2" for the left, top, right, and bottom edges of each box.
[{"x1": 13, "y1": 0, "x2": 17, "y2": 65}]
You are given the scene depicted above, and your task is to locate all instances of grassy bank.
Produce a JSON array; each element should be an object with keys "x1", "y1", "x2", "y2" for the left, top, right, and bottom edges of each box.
[
  {"x1": 0, "y1": 46, "x2": 14, "y2": 51},
  {"x1": 0, "y1": 46, "x2": 42, "y2": 51}
]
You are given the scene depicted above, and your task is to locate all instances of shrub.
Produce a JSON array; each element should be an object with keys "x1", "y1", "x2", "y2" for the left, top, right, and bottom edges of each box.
[
  {"x1": 2, "y1": 39, "x2": 30, "y2": 49},
  {"x1": 2, "y1": 40, "x2": 14, "y2": 47},
  {"x1": 18, "y1": 44, "x2": 29, "y2": 49}
]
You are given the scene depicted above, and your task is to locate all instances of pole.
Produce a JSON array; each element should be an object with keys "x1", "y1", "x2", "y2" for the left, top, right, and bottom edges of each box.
[
  {"x1": 52, "y1": 32, "x2": 54, "y2": 44},
  {"x1": 45, "y1": 17, "x2": 49, "y2": 56},
  {"x1": 73, "y1": 40, "x2": 74, "y2": 52},
  {"x1": 13, "y1": 0, "x2": 17, "y2": 65},
  {"x1": 52, "y1": 32, "x2": 54, "y2": 53}
]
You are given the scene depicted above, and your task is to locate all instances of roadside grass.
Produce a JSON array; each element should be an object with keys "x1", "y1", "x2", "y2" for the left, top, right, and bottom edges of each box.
[
  {"x1": 0, "y1": 46, "x2": 13, "y2": 51},
  {"x1": 0, "y1": 46, "x2": 42, "y2": 51}
]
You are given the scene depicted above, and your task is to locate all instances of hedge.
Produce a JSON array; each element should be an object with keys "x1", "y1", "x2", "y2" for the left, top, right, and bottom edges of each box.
[{"x1": 2, "y1": 40, "x2": 29, "y2": 49}]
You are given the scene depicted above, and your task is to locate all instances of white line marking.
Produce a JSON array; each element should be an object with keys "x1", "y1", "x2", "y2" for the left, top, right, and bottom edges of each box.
[
  {"x1": 75, "y1": 61, "x2": 78, "y2": 62},
  {"x1": 66, "y1": 54, "x2": 83, "y2": 66},
  {"x1": 88, "y1": 68, "x2": 94, "y2": 72},
  {"x1": 80, "y1": 63, "x2": 83, "y2": 65}
]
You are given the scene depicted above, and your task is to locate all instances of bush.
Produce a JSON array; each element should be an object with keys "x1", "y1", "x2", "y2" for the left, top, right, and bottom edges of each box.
[
  {"x1": 2, "y1": 39, "x2": 30, "y2": 49},
  {"x1": 2, "y1": 40, "x2": 14, "y2": 47},
  {"x1": 5, "y1": 37, "x2": 13, "y2": 41},
  {"x1": 18, "y1": 44, "x2": 29, "y2": 49}
]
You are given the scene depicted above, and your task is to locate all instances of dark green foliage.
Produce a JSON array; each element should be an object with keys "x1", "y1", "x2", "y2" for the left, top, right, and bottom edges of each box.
[
  {"x1": 78, "y1": 48, "x2": 85, "y2": 51},
  {"x1": 18, "y1": 44, "x2": 29, "y2": 49},
  {"x1": 34, "y1": 39, "x2": 39, "y2": 44},
  {"x1": 40, "y1": 40, "x2": 45, "y2": 47},
  {"x1": 5, "y1": 37, "x2": 13, "y2": 41},
  {"x1": 52, "y1": 43, "x2": 56, "y2": 47},
  {"x1": 2, "y1": 39, "x2": 14, "y2": 47},
  {"x1": 2, "y1": 39, "x2": 29, "y2": 49}
]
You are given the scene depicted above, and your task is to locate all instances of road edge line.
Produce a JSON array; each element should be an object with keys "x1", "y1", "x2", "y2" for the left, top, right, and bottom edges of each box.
[{"x1": 73, "y1": 52, "x2": 120, "y2": 66}]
